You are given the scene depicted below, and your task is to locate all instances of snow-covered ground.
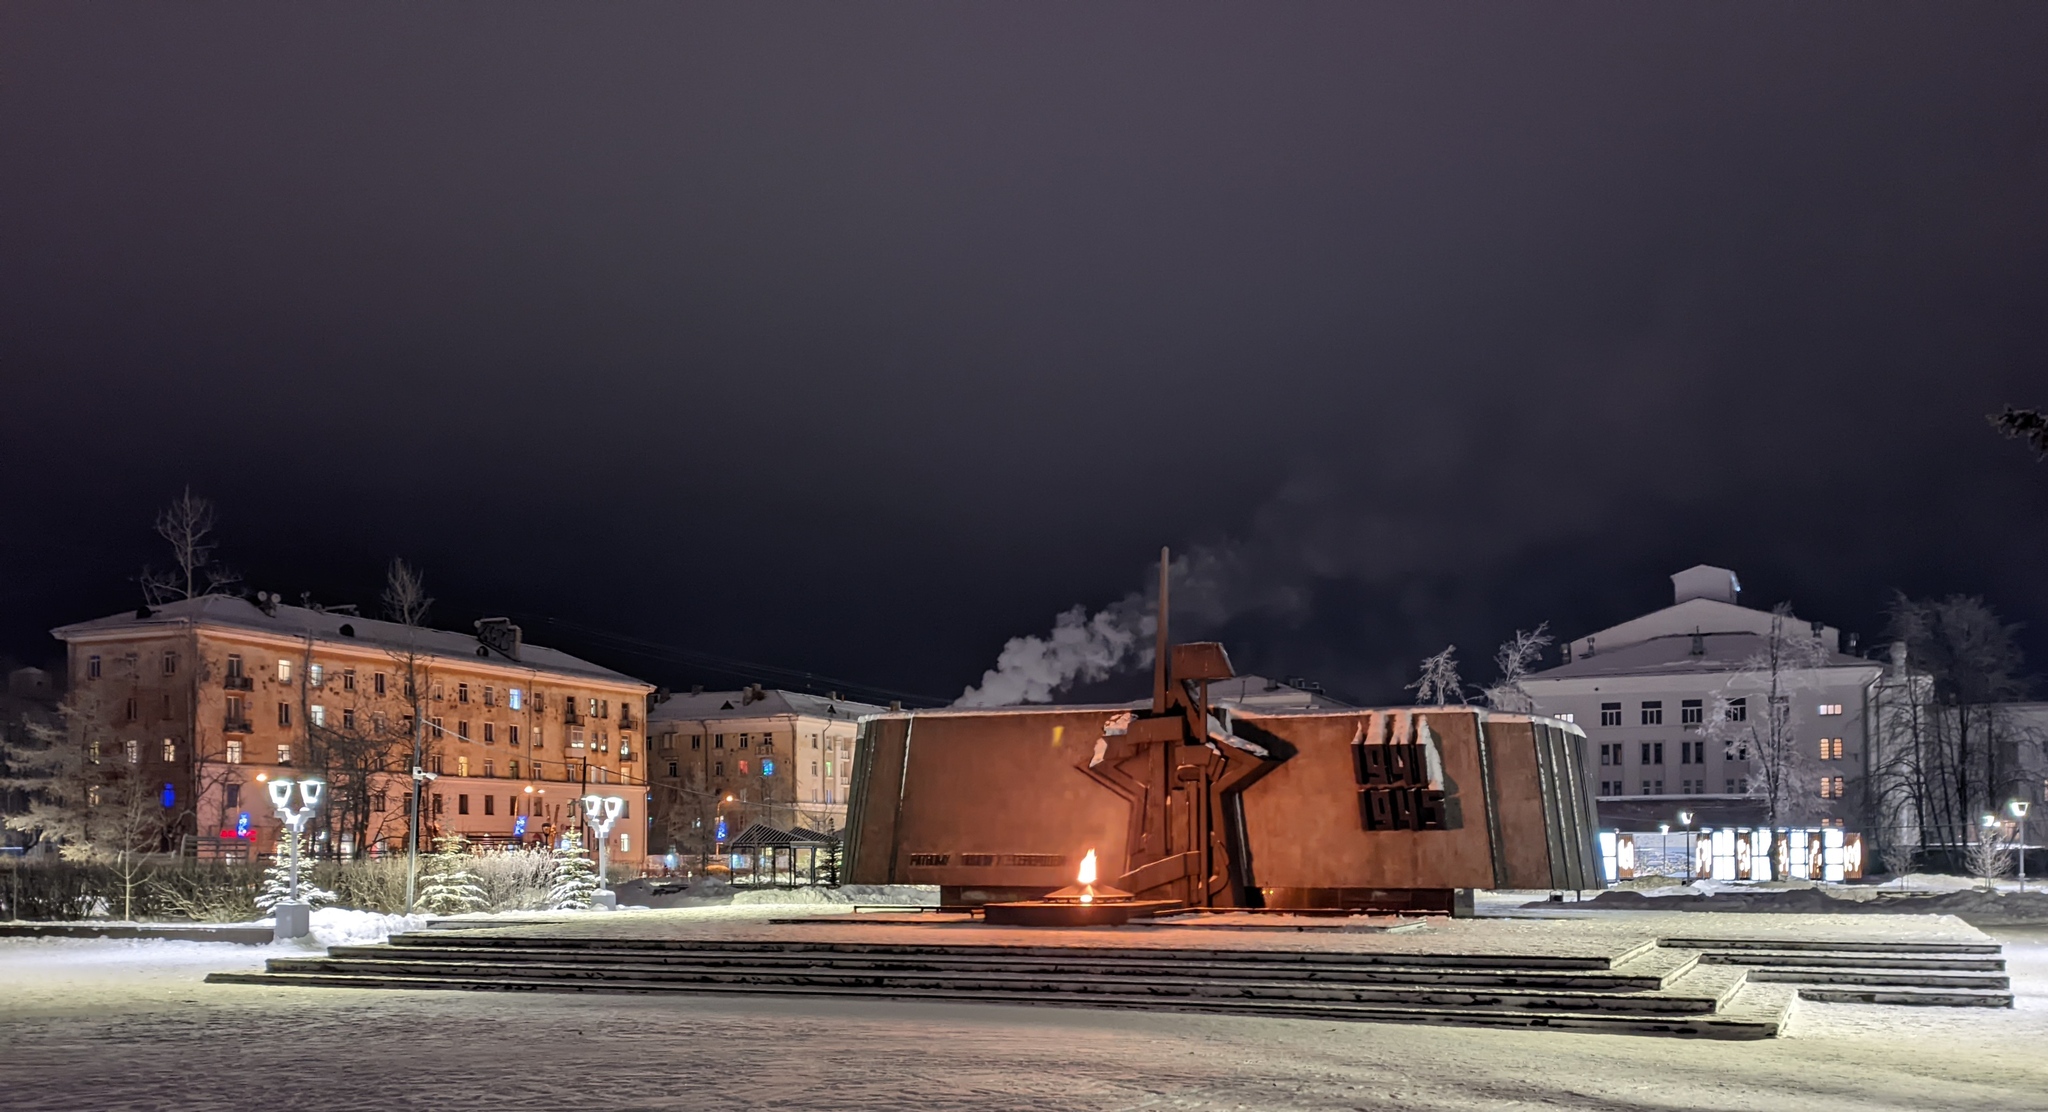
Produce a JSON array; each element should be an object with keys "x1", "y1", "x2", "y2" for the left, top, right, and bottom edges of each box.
[{"x1": 2, "y1": 908, "x2": 2045, "y2": 1111}]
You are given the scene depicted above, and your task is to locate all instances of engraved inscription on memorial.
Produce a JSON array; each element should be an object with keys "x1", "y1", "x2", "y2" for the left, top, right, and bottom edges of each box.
[{"x1": 1353, "y1": 739, "x2": 1447, "y2": 831}]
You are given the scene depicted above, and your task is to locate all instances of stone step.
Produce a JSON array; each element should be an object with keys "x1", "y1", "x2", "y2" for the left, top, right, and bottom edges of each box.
[
  {"x1": 202, "y1": 969, "x2": 1785, "y2": 1039},
  {"x1": 1743, "y1": 966, "x2": 2010, "y2": 991},
  {"x1": 261, "y1": 953, "x2": 1743, "y2": 1015},
  {"x1": 323, "y1": 942, "x2": 1698, "y2": 992},
  {"x1": 1660, "y1": 936, "x2": 2001, "y2": 955},
  {"x1": 1797, "y1": 985, "x2": 2014, "y2": 1008},
  {"x1": 1694, "y1": 950, "x2": 2004, "y2": 972},
  {"x1": 384, "y1": 932, "x2": 1655, "y2": 971}
]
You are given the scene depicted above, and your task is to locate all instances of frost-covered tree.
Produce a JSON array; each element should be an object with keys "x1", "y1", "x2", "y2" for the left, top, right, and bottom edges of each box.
[
  {"x1": 1483, "y1": 624, "x2": 1553, "y2": 713},
  {"x1": 547, "y1": 832, "x2": 600, "y2": 910},
  {"x1": 1990, "y1": 405, "x2": 2048, "y2": 460},
  {"x1": 138, "y1": 487, "x2": 240, "y2": 604},
  {"x1": 1706, "y1": 603, "x2": 1832, "y2": 827},
  {"x1": 256, "y1": 828, "x2": 337, "y2": 911},
  {"x1": 418, "y1": 834, "x2": 488, "y2": 915},
  {"x1": 1, "y1": 691, "x2": 169, "y2": 920},
  {"x1": 1407, "y1": 646, "x2": 1466, "y2": 706}
]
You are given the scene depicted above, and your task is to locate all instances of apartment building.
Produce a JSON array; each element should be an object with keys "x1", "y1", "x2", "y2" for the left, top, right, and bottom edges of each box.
[
  {"x1": 646, "y1": 686, "x2": 883, "y2": 858},
  {"x1": 1521, "y1": 565, "x2": 1887, "y2": 831},
  {"x1": 50, "y1": 595, "x2": 653, "y2": 860}
]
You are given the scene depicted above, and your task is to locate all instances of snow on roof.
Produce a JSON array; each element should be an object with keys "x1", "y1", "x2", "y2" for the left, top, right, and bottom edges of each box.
[
  {"x1": 1528, "y1": 631, "x2": 1875, "y2": 681},
  {"x1": 50, "y1": 595, "x2": 647, "y2": 687},
  {"x1": 648, "y1": 687, "x2": 887, "y2": 726}
]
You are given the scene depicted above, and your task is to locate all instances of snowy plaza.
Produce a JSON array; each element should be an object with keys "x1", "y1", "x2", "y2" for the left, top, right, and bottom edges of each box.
[{"x1": 4, "y1": 896, "x2": 2047, "y2": 1111}]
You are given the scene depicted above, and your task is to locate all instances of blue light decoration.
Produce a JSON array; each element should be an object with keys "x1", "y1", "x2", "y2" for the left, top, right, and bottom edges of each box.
[
  {"x1": 760, "y1": 759, "x2": 775, "y2": 776},
  {"x1": 715, "y1": 817, "x2": 728, "y2": 842},
  {"x1": 513, "y1": 815, "x2": 528, "y2": 838},
  {"x1": 664, "y1": 851, "x2": 679, "y2": 871},
  {"x1": 235, "y1": 811, "x2": 251, "y2": 838},
  {"x1": 160, "y1": 782, "x2": 176, "y2": 808}
]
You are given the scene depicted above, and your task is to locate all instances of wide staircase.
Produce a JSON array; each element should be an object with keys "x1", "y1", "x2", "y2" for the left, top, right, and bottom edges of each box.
[
  {"x1": 209, "y1": 932, "x2": 1796, "y2": 1039},
  {"x1": 1663, "y1": 935, "x2": 2013, "y2": 1008}
]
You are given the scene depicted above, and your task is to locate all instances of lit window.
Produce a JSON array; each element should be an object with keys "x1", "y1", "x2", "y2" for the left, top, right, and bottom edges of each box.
[
  {"x1": 309, "y1": 663, "x2": 323, "y2": 687},
  {"x1": 310, "y1": 705, "x2": 326, "y2": 727},
  {"x1": 458, "y1": 756, "x2": 470, "y2": 777},
  {"x1": 1556, "y1": 712, "x2": 1574, "y2": 724},
  {"x1": 1818, "y1": 704, "x2": 1843, "y2": 716},
  {"x1": 278, "y1": 744, "x2": 293, "y2": 765},
  {"x1": 278, "y1": 659, "x2": 292, "y2": 683},
  {"x1": 762, "y1": 759, "x2": 776, "y2": 776},
  {"x1": 226, "y1": 740, "x2": 243, "y2": 764},
  {"x1": 620, "y1": 833, "x2": 630, "y2": 853},
  {"x1": 124, "y1": 739, "x2": 139, "y2": 764},
  {"x1": 739, "y1": 759, "x2": 750, "y2": 774},
  {"x1": 161, "y1": 739, "x2": 176, "y2": 762}
]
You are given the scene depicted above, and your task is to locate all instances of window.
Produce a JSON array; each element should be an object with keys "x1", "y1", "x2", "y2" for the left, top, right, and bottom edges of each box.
[
  {"x1": 483, "y1": 759, "x2": 495, "y2": 777},
  {"x1": 509, "y1": 687, "x2": 523, "y2": 711},
  {"x1": 126, "y1": 697, "x2": 139, "y2": 721},
  {"x1": 226, "y1": 654, "x2": 243, "y2": 679},
  {"x1": 342, "y1": 708, "x2": 356, "y2": 730},
  {"x1": 714, "y1": 761, "x2": 724, "y2": 776},
  {"x1": 811, "y1": 734, "x2": 820, "y2": 749},
  {"x1": 432, "y1": 681, "x2": 444, "y2": 701},
  {"x1": 226, "y1": 695, "x2": 245, "y2": 724},
  {"x1": 309, "y1": 705, "x2": 326, "y2": 728},
  {"x1": 1820, "y1": 703, "x2": 1844, "y2": 716},
  {"x1": 374, "y1": 671, "x2": 388, "y2": 696},
  {"x1": 278, "y1": 743, "x2": 293, "y2": 765},
  {"x1": 667, "y1": 761, "x2": 679, "y2": 777},
  {"x1": 1819, "y1": 776, "x2": 1845, "y2": 799},
  {"x1": 484, "y1": 723, "x2": 496, "y2": 745},
  {"x1": 309, "y1": 663, "x2": 323, "y2": 687},
  {"x1": 1640, "y1": 701, "x2": 1663, "y2": 726},
  {"x1": 88, "y1": 654, "x2": 102, "y2": 679},
  {"x1": 571, "y1": 727, "x2": 586, "y2": 748},
  {"x1": 739, "y1": 758, "x2": 750, "y2": 774},
  {"x1": 1555, "y1": 712, "x2": 1575, "y2": 724},
  {"x1": 508, "y1": 760, "x2": 519, "y2": 779},
  {"x1": 226, "y1": 784, "x2": 242, "y2": 808},
  {"x1": 278, "y1": 659, "x2": 292, "y2": 683},
  {"x1": 226, "y1": 739, "x2": 243, "y2": 764},
  {"x1": 533, "y1": 727, "x2": 542, "y2": 748},
  {"x1": 372, "y1": 791, "x2": 387, "y2": 812},
  {"x1": 124, "y1": 738, "x2": 139, "y2": 764},
  {"x1": 431, "y1": 716, "x2": 445, "y2": 738},
  {"x1": 1727, "y1": 698, "x2": 1747, "y2": 722},
  {"x1": 739, "y1": 733, "x2": 751, "y2": 750},
  {"x1": 1640, "y1": 741, "x2": 1664, "y2": 765},
  {"x1": 509, "y1": 725, "x2": 520, "y2": 746},
  {"x1": 162, "y1": 650, "x2": 178, "y2": 676},
  {"x1": 458, "y1": 756, "x2": 470, "y2": 777},
  {"x1": 458, "y1": 720, "x2": 471, "y2": 742},
  {"x1": 162, "y1": 739, "x2": 176, "y2": 762},
  {"x1": 342, "y1": 668, "x2": 356, "y2": 692},
  {"x1": 714, "y1": 734, "x2": 725, "y2": 749},
  {"x1": 1680, "y1": 699, "x2": 1703, "y2": 726},
  {"x1": 88, "y1": 785, "x2": 102, "y2": 806},
  {"x1": 484, "y1": 795, "x2": 495, "y2": 816},
  {"x1": 762, "y1": 759, "x2": 776, "y2": 776},
  {"x1": 692, "y1": 735, "x2": 702, "y2": 750},
  {"x1": 1820, "y1": 738, "x2": 1845, "y2": 760},
  {"x1": 458, "y1": 683, "x2": 470, "y2": 703},
  {"x1": 760, "y1": 733, "x2": 774, "y2": 751},
  {"x1": 1599, "y1": 743, "x2": 1617, "y2": 766},
  {"x1": 1680, "y1": 740, "x2": 1704, "y2": 765},
  {"x1": 595, "y1": 767, "x2": 608, "y2": 784},
  {"x1": 278, "y1": 702, "x2": 292, "y2": 727},
  {"x1": 484, "y1": 686, "x2": 496, "y2": 707},
  {"x1": 432, "y1": 793, "x2": 444, "y2": 815},
  {"x1": 620, "y1": 833, "x2": 630, "y2": 853}
]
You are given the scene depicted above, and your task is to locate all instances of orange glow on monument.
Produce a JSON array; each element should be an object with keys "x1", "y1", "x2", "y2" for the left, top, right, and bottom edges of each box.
[{"x1": 1076, "y1": 849, "x2": 1098, "y2": 903}]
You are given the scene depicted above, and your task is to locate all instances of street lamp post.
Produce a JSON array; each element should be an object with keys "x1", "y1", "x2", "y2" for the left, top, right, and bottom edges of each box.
[
  {"x1": 581, "y1": 793, "x2": 624, "y2": 910},
  {"x1": 267, "y1": 777, "x2": 325, "y2": 941}
]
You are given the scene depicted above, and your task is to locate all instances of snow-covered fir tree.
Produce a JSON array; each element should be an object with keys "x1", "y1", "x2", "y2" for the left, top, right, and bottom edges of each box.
[
  {"x1": 547, "y1": 831, "x2": 600, "y2": 910},
  {"x1": 418, "y1": 833, "x2": 489, "y2": 915},
  {"x1": 255, "y1": 828, "x2": 337, "y2": 910}
]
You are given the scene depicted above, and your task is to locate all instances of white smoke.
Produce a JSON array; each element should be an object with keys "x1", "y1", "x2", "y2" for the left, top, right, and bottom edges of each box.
[{"x1": 954, "y1": 599, "x2": 1153, "y2": 707}]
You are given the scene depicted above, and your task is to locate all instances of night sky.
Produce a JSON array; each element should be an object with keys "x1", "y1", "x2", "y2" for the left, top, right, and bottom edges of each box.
[{"x1": 3, "y1": 5, "x2": 2045, "y2": 706}]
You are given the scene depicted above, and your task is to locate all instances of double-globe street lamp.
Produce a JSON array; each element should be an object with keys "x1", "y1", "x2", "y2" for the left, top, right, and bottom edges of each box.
[
  {"x1": 268, "y1": 777, "x2": 325, "y2": 940},
  {"x1": 581, "y1": 793, "x2": 625, "y2": 909}
]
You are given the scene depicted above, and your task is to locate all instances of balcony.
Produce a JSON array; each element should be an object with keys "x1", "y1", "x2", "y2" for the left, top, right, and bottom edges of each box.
[
  {"x1": 564, "y1": 707, "x2": 585, "y2": 726},
  {"x1": 223, "y1": 674, "x2": 253, "y2": 691},
  {"x1": 223, "y1": 717, "x2": 253, "y2": 734}
]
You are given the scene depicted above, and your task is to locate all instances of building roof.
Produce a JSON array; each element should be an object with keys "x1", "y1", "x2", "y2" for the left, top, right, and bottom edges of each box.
[
  {"x1": 648, "y1": 687, "x2": 886, "y2": 727},
  {"x1": 50, "y1": 595, "x2": 648, "y2": 687},
  {"x1": 1528, "y1": 631, "x2": 1876, "y2": 682},
  {"x1": 725, "y1": 821, "x2": 835, "y2": 849},
  {"x1": 1203, "y1": 674, "x2": 1354, "y2": 711}
]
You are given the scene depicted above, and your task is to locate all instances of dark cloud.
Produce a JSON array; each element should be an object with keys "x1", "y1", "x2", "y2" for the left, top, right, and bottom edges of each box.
[{"x1": 2, "y1": 4, "x2": 2045, "y2": 702}]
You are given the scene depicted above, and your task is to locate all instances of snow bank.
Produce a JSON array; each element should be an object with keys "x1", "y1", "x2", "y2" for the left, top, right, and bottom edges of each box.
[{"x1": 730, "y1": 885, "x2": 938, "y2": 907}]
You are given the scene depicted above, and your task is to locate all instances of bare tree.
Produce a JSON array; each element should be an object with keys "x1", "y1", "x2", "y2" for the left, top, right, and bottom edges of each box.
[
  {"x1": 1705, "y1": 603, "x2": 1831, "y2": 827},
  {"x1": 1407, "y1": 646, "x2": 1467, "y2": 706},
  {"x1": 1483, "y1": 623, "x2": 1553, "y2": 713},
  {"x1": 1990, "y1": 405, "x2": 2048, "y2": 460},
  {"x1": 381, "y1": 559, "x2": 439, "y2": 912},
  {"x1": 140, "y1": 488, "x2": 240, "y2": 604}
]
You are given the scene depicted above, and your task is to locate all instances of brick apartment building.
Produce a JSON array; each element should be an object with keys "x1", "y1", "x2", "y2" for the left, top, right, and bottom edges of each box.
[{"x1": 50, "y1": 595, "x2": 653, "y2": 860}]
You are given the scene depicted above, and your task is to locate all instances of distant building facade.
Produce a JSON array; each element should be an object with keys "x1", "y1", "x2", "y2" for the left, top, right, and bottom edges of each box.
[
  {"x1": 49, "y1": 596, "x2": 653, "y2": 860},
  {"x1": 1522, "y1": 565, "x2": 1888, "y2": 832},
  {"x1": 646, "y1": 687, "x2": 883, "y2": 859}
]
